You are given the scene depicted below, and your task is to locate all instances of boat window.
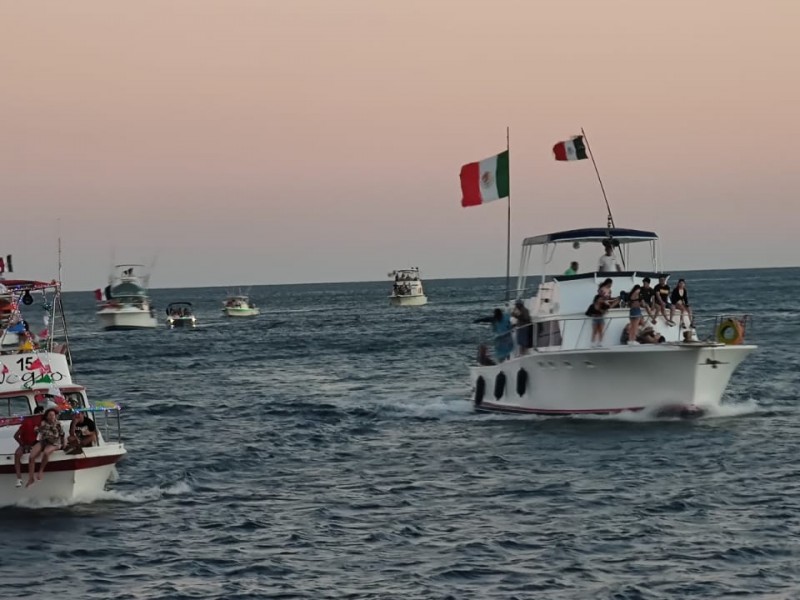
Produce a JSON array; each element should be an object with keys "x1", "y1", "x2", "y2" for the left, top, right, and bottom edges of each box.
[
  {"x1": 2, "y1": 395, "x2": 31, "y2": 417},
  {"x1": 65, "y1": 392, "x2": 84, "y2": 409}
]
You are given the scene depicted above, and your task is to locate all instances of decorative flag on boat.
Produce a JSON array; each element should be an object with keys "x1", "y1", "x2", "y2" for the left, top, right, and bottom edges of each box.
[
  {"x1": 0, "y1": 254, "x2": 11, "y2": 274},
  {"x1": 553, "y1": 136, "x2": 588, "y2": 161},
  {"x1": 460, "y1": 150, "x2": 510, "y2": 207}
]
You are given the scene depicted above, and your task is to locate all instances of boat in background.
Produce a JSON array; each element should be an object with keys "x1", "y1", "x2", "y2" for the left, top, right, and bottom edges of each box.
[
  {"x1": 95, "y1": 264, "x2": 157, "y2": 330},
  {"x1": 469, "y1": 227, "x2": 756, "y2": 418},
  {"x1": 388, "y1": 268, "x2": 428, "y2": 306},
  {"x1": 222, "y1": 291, "x2": 260, "y2": 317},
  {"x1": 0, "y1": 278, "x2": 126, "y2": 506},
  {"x1": 165, "y1": 302, "x2": 197, "y2": 328}
]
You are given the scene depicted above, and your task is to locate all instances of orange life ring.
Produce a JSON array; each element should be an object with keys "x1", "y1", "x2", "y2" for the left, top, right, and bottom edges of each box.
[{"x1": 716, "y1": 319, "x2": 744, "y2": 345}]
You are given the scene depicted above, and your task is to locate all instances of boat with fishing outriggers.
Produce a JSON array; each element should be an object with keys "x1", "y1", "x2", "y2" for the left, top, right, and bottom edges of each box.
[
  {"x1": 96, "y1": 264, "x2": 157, "y2": 330},
  {"x1": 0, "y1": 278, "x2": 126, "y2": 506},
  {"x1": 469, "y1": 227, "x2": 755, "y2": 418},
  {"x1": 388, "y1": 267, "x2": 428, "y2": 306},
  {"x1": 222, "y1": 290, "x2": 260, "y2": 317},
  {"x1": 166, "y1": 302, "x2": 197, "y2": 328}
]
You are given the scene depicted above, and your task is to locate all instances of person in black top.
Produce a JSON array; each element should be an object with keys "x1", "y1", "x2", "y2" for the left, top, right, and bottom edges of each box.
[
  {"x1": 669, "y1": 278, "x2": 693, "y2": 328},
  {"x1": 64, "y1": 412, "x2": 98, "y2": 455},
  {"x1": 652, "y1": 275, "x2": 675, "y2": 325},
  {"x1": 639, "y1": 277, "x2": 658, "y2": 324}
]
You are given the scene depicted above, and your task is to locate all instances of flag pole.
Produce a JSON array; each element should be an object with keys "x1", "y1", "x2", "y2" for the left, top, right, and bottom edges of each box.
[
  {"x1": 581, "y1": 127, "x2": 615, "y2": 229},
  {"x1": 505, "y1": 126, "x2": 511, "y2": 302}
]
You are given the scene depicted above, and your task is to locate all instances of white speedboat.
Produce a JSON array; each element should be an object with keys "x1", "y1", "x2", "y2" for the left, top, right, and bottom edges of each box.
[
  {"x1": 470, "y1": 227, "x2": 755, "y2": 418},
  {"x1": 0, "y1": 278, "x2": 126, "y2": 506},
  {"x1": 222, "y1": 292, "x2": 260, "y2": 317},
  {"x1": 389, "y1": 268, "x2": 428, "y2": 307},
  {"x1": 96, "y1": 264, "x2": 157, "y2": 330},
  {"x1": 166, "y1": 302, "x2": 197, "y2": 328}
]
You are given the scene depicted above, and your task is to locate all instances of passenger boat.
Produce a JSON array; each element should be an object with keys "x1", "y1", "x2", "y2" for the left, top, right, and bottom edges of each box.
[
  {"x1": 469, "y1": 227, "x2": 755, "y2": 418},
  {"x1": 388, "y1": 268, "x2": 428, "y2": 306},
  {"x1": 165, "y1": 302, "x2": 197, "y2": 328},
  {"x1": 0, "y1": 278, "x2": 126, "y2": 506},
  {"x1": 96, "y1": 264, "x2": 157, "y2": 330},
  {"x1": 222, "y1": 292, "x2": 260, "y2": 317}
]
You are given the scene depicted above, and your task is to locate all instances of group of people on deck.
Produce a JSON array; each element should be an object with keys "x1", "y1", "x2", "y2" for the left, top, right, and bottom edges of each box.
[
  {"x1": 12, "y1": 400, "x2": 97, "y2": 488},
  {"x1": 587, "y1": 275, "x2": 693, "y2": 347}
]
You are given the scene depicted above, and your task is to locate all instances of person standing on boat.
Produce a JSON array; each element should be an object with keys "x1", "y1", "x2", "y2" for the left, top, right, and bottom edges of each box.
[
  {"x1": 511, "y1": 300, "x2": 533, "y2": 355},
  {"x1": 586, "y1": 295, "x2": 610, "y2": 347},
  {"x1": 598, "y1": 242, "x2": 621, "y2": 273},
  {"x1": 25, "y1": 408, "x2": 65, "y2": 487},
  {"x1": 13, "y1": 405, "x2": 44, "y2": 488},
  {"x1": 564, "y1": 261, "x2": 579, "y2": 276},
  {"x1": 474, "y1": 309, "x2": 514, "y2": 362},
  {"x1": 627, "y1": 285, "x2": 644, "y2": 345}
]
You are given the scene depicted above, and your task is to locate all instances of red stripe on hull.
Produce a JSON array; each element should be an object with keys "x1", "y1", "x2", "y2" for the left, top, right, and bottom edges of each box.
[
  {"x1": 476, "y1": 401, "x2": 645, "y2": 415},
  {"x1": 459, "y1": 161, "x2": 482, "y2": 207},
  {"x1": 0, "y1": 453, "x2": 123, "y2": 475}
]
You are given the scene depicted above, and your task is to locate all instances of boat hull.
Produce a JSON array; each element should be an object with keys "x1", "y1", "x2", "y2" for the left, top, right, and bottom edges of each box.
[
  {"x1": 470, "y1": 343, "x2": 756, "y2": 416},
  {"x1": 0, "y1": 445, "x2": 126, "y2": 507},
  {"x1": 389, "y1": 294, "x2": 428, "y2": 307},
  {"x1": 223, "y1": 307, "x2": 260, "y2": 317},
  {"x1": 97, "y1": 308, "x2": 158, "y2": 330},
  {"x1": 166, "y1": 317, "x2": 196, "y2": 328}
]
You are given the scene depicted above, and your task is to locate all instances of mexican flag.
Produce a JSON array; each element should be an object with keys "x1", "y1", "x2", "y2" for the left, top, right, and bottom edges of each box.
[
  {"x1": 553, "y1": 135, "x2": 588, "y2": 161},
  {"x1": 460, "y1": 150, "x2": 510, "y2": 207}
]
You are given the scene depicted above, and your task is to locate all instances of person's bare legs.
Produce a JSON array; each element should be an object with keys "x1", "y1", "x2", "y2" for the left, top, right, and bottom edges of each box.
[
  {"x1": 37, "y1": 445, "x2": 58, "y2": 480},
  {"x1": 26, "y1": 444, "x2": 43, "y2": 487}
]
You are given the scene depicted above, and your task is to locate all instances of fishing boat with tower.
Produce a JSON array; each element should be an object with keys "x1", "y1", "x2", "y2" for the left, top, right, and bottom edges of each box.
[{"x1": 461, "y1": 130, "x2": 755, "y2": 418}]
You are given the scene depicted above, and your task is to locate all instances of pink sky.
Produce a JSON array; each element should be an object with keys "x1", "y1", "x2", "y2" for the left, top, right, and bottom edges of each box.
[{"x1": 2, "y1": 0, "x2": 798, "y2": 290}]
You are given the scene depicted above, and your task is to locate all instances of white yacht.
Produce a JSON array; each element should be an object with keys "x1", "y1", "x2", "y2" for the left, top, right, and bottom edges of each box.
[
  {"x1": 388, "y1": 268, "x2": 428, "y2": 307},
  {"x1": 96, "y1": 264, "x2": 157, "y2": 330},
  {"x1": 222, "y1": 291, "x2": 260, "y2": 317},
  {"x1": 469, "y1": 227, "x2": 755, "y2": 418}
]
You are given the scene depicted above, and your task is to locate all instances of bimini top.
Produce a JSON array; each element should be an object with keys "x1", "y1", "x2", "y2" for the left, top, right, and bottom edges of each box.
[{"x1": 522, "y1": 227, "x2": 658, "y2": 247}]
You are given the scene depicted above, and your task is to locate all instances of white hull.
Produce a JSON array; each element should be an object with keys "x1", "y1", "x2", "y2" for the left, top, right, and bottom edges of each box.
[
  {"x1": 223, "y1": 307, "x2": 260, "y2": 317},
  {"x1": 97, "y1": 307, "x2": 157, "y2": 330},
  {"x1": 0, "y1": 444, "x2": 126, "y2": 507},
  {"x1": 470, "y1": 343, "x2": 755, "y2": 415},
  {"x1": 389, "y1": 294, "x2": 428, "y2": 307}
]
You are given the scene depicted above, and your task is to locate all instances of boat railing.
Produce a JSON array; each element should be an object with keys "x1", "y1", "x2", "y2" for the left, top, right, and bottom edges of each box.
[
  {"x1": 476, "y1": 311, "x2": 753, "y2": 363},
  {"x1": 75, "y1": 405, "x2": 123, "y2": 445}
]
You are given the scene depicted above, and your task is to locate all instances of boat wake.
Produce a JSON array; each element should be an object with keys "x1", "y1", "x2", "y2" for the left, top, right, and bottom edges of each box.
[{"x1": 7, "y1": 480, "x2": 192, "y2": 510}]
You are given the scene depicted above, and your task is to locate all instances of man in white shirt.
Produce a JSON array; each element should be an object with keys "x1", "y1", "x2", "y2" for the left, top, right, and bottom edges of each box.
[{"x1": 598, "y1": 243, "x2": 621, "y2": 272}]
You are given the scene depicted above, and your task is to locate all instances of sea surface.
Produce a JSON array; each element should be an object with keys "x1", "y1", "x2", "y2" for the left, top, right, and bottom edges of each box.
[{"x1": 1, "y1": 268, "x2": 798, "y2": 599}]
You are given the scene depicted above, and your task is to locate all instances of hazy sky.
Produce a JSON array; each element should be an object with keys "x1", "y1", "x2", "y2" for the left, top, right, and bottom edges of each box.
[{"x1": 2, "y1": 0, "x2": 798, "y2": 290}]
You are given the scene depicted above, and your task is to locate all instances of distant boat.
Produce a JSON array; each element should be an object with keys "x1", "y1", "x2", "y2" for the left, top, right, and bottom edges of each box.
[
  {"x1": 388, "y1": 267, "x2": 428, "y2": 307},
  {"x1": 222, "y1": 291, "x2": 260, "y2": 317},
  {"x1": 165, "y1": 302, "x2": 197, "y2": 329},
  {"x1": 95, "y1": 264, "x2": 158, "y2": 330}
]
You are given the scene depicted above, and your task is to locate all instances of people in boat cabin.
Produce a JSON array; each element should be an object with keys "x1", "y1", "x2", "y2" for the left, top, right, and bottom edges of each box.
[
  {"x1": 653, "y1": 275, "x2": 676, "y2": 326},
  {"x1": 598, "y1": 242, "x2": 622, "y2": 273},
  {"x1": 627, "y1": 285, "x2": 643, "y2": 345},
  {"x1": 474, "y1": 308, "x2": 514, "y2": 362},
  {"x1": 669, "y1": 279, "x2": 693, "y2": 328},
  {"x1": 13, "y1": 405, "x2": 44, "y2": 488},
  {"x1": 511, "y1": 300, "x2": 533, "y2": 355},
  {"x1": 564, "y1": 261, "x2": 579, "y2": 276},
  {"x1": 64, "y1": 411, "x2": 97, "y2": 455},
  {"x1": 17, "y1": 320, "x2": 37, "y2": 352},
  {"x1": 26, "y1": 407, "x2": 65, "y2": 487},
  {"x1": 640, "y1": 277, "x2": 658, "y2": 325},
  {"x1": 585, "y1": 294, "x2": 610, "y2": 347}
]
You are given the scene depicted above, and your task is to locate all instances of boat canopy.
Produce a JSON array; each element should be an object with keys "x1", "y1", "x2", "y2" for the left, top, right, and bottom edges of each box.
[
  {"x1": 522, "y1": 228, "x2": 658, "y2": 247},
  {"x1": 167, "y1": 302, "x2": 193, "y2": 307},
  {"x1": 0, "y1": 279, "x2": 58, "y2": 292}
]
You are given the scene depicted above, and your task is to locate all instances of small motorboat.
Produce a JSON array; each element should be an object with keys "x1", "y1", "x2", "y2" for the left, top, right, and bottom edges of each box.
[{"x1": 165, "y1": 302, "x2": 197, "y2": 329}]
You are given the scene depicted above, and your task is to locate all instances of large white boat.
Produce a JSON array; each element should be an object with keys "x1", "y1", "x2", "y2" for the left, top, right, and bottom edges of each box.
[
  {"x1": 0, "y1": 278, "x2": 126, "y2": 506},
  {"x1": 222, "y1": 291, "x2": 260, "y2": 317},
  {"x1": 389, "y1": 268, "x2": 428, "y2": 307},
  {"x1": 96, "y1": 264, "x2": 157, "y2": 330},
  {"x1": 469, "y1": 227, "x2": 755, "y2": 418}
]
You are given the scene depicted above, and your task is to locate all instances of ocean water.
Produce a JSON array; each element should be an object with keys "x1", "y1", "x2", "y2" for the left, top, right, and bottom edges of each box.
[{"x1": 1, "y1": 267, "x2": 798, "y2": 599}]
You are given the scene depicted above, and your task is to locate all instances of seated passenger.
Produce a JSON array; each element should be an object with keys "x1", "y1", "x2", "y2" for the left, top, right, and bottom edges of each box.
[
  {"x1": 64, "y1": 411, "x2": 98, "y2": 454},
  {"x1": 637, "y1": 325, "x2": 665, "y2": 344},
  {"x1": 669, "y1": 279, "x2": 693, "y2": 328},
  {"x1": 652, "y1": 275, "x2": 675, "y2": 325},
  {"x1": 13, "y1": 405, "x2": 44, "y2": 488},
  {"x1": 640, "y1": 277, "x2": 658, "y2": 324},
  {"x1": 26, "y1": 408, "x2": 65, "y2": 487},
  {"x1": 477, "y1": 344, "x2": 496, "y2": 366}
]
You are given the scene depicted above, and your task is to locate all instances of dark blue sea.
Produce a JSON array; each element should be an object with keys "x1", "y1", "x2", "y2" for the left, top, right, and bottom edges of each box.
[{"x1": 1, "y1": 268, "x2": 798, "y2": 599}]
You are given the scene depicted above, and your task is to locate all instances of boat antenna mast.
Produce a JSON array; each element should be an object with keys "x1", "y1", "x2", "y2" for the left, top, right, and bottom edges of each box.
[
  {"x1": 581, "y1": 127, "x2": 624, "y2": 268},
  {"x1": 505, "y1": 126, "x2": 511, "y2": 302}
]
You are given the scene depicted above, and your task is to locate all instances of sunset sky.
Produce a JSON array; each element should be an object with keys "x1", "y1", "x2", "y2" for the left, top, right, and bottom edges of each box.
[{"x1": 2, "y1": 0, "x2": 798, "y2": 290}]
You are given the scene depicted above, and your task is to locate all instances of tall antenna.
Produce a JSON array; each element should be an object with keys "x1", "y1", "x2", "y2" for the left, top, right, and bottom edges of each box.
[
  {"x1": 505, "y1": 126, "x2": 511, "y2": 302},
  {"x1": 57, "y1": 219, "x2": 63, "y2": 285},
  {"x1": 581, "y1": 127, "x2": 615, "y2": 229}
]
